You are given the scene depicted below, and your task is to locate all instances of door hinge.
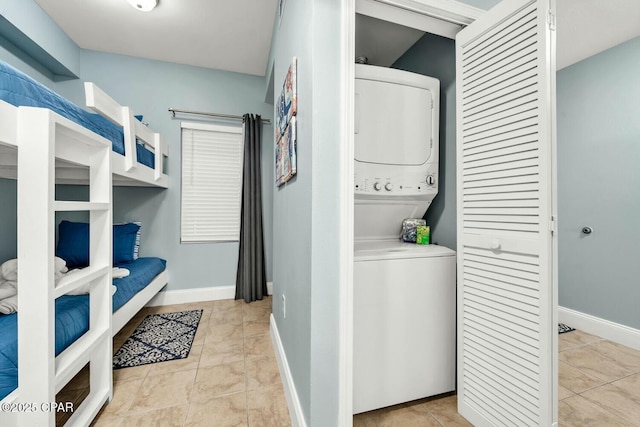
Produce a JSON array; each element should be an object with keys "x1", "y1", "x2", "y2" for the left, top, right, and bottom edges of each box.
[
  {"x1": 549, "y1": 216, "x2": 557, "y2": 235},
  {"x1": 547, "y1": 10, "x2": 556, "y2": 31}
]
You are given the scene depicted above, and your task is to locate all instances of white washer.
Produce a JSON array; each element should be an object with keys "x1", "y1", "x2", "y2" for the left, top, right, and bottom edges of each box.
[
  {"x1": 353, "y1": 65, "x2": 456, "y2": 414},
  {"x1": 353, "y1": 240, "x2": 456, "y2": 414}
]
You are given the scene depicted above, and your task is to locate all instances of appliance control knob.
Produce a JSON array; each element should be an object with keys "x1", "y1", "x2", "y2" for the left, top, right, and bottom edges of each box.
[
  {"x1": 426, "y1": 175, "x2": 435, "y2": 186},
  {"x1": 373, "y1": 182, "x2": 382, "y2": 191},
  {"x1": 385, "y1": 183, "x2": 393, "y2": 191}
]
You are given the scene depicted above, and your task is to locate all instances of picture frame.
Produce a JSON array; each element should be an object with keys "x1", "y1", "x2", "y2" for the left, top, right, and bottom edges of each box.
[
  {"x1": 276, "y1": 117, "x2": 297, "y2": 186},
  {"x1": 276, "y1": 57, "x2": 297, "y2": 138},
  {"x1": 275, "y1": 57, "x2": 298, "y2": 187}
]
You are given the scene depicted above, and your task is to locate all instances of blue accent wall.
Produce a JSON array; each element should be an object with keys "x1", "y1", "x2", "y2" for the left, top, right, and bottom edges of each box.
[
  {"x1": 557, "y1": 36, "x2": 640, "y2": 329},
  {"x1": 393, "y1": 33, "x2": 457, "y2": 250}
]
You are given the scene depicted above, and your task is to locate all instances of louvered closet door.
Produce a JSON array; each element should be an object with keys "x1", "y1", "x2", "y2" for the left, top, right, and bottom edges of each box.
[{"x1": 456, "y1": 0, "x2": 557, "y2": 426}]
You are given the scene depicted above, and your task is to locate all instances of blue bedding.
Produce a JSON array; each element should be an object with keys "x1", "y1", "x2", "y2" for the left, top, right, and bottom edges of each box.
[
  {"x1": 0, "y1": 60, "x2": 155, "y2": 169},
  {"x1": 0, "y1": 257, "x2": 166, "y2": 400}
]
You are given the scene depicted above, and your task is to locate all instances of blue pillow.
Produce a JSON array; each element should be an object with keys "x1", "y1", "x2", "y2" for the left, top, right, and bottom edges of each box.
[
  {"x1": 113, "y1": 222, "x2": 141, "y2": 265},
  {"x1": 56, "y1": 221, "x2": 141, "y2": 267},
  {"x1": 115, "y1": 221, "x2": 142, "y2": 260},
  {"x1": 56, "y1": 221, "x2": 90, "y2": 268}
]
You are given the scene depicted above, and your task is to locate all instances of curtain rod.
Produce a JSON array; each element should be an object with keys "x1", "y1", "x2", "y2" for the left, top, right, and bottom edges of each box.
[{"x1": 168, "y1": 108, "x2": 271, "y2": 124}]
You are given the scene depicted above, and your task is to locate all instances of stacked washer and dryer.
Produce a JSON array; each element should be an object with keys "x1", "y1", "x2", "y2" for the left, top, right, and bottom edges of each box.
[{"x1": 353, "y1": 64, "x2": 456, "y2": 414}]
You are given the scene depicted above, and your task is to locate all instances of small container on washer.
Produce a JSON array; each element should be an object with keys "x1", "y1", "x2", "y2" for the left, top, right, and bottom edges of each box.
[{"x1": 400, "y1": 218, "x2": 426, "y2": 243}]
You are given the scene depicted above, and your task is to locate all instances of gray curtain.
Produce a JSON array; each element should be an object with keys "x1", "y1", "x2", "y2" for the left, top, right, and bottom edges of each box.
[{"x1": 235, "y1": 114, "x2": 267, "y2": 302}]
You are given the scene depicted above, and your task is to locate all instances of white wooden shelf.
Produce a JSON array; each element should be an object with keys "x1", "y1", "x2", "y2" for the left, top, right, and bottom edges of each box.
[
  {"x1": 54, "y1": 265, "x2": 110, "y2": 299},
  {"x1": 54, "y1": 201, "x2": 110, "y2": 212}
]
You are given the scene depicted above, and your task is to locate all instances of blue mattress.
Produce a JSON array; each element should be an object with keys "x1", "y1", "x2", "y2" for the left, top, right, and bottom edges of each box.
[
  {"x1": 0, "y1": 60, "x2": 155, "y2": 169},
  {"x1": 0, "y1": 257, "x2": 166, "y2": 400}
]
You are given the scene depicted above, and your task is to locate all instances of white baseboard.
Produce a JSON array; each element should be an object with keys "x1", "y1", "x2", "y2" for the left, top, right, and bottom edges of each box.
[
  {"x1": 559, "y1": 306, "x2": 640, "y2": 350},
  {"x1": 270, "y1": 314, "x2": 307, "y2": 427},
  {"x1": 147, "y1": 282, "x2": 274, "y2": 307}
]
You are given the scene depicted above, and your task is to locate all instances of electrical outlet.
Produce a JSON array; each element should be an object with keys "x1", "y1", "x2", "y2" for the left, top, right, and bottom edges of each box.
[{"x1": 282, "y1": 294, "x2": 286, "y2": 319}]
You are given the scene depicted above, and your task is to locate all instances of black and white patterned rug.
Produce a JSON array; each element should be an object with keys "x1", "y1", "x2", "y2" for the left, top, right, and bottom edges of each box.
[
  {"x1": 113, "y1": 310, "x2": 203, "y2": 369},
  {"x1": 558, "y1": 323, "x2": 575, "y2": 334}
]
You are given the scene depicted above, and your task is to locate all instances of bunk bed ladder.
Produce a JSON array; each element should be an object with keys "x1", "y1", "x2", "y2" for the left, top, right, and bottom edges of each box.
[{"x1": 16, "y1": 107, "x2": 113, "y2": 426}]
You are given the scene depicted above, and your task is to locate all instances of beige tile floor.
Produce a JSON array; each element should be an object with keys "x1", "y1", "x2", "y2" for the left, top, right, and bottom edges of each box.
[
  {"x1": 354, "y1": 329, "x2": 640, "y2": 427},
  {"x1": 74, "y1": 296, "x2": 291, "y2": 427},
  {"x1": 59, "y1": 306, "x2": 640, "y2": 427}
]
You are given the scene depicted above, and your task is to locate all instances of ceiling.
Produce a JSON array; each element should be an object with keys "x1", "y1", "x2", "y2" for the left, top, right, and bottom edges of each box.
[
  {"x1": 34, "y1": 0, "x2": 278, "y2": 77},
  {"x1": 556, "y1": 0, "x2": 640, "y2": 70},
  {"x1": 33, "y1": 0, "x2": 640, "y2": 77}
]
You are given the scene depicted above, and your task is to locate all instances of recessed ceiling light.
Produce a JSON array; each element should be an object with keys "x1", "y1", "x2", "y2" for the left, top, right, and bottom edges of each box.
[{"x1": 127, "y1": 0, "x2": 157, "y2": 12}]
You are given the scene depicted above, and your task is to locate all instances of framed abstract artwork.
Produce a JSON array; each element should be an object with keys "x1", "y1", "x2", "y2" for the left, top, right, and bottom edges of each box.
[
  {"x1": 276, "y1": 57, "x2": 297, "y2": 138},
  {"x1": 276, "y1": 117, "x2": 297, "y2": 186},
  {"x1": 275, "y1": 57, "x2": 297, "y2": 186}
]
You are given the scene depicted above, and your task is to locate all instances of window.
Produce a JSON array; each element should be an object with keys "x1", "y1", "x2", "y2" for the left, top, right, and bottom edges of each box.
[{"x1": 181, "y1": 122, "x2": 243, "y2": 242}]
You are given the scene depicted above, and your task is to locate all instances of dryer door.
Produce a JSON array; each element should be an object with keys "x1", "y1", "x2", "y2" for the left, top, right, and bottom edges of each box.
[{"x1": 355, "y1": 77, "x2": 435, "y2": 166}]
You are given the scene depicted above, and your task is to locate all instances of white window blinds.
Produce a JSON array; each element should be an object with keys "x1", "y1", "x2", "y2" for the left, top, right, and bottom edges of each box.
[{"x1": 181, "y1": 122, "x2": 244, "y2": 242}]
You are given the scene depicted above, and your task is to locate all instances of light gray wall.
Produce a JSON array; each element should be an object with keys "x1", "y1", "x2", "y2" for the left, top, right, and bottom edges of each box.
[
  {"x1": 307, "y1": 2, "x2": 345, "y2": 424},
  {"x1": 459, "y1": 0, "x2": 500, "y2": 10},
  {"x1": 269, "y1": 0, "x2": 346, "y2": 424},
  {"x1": 55, "y1": 49, "x2": 275, "y2": 289},
  {"x1": 0, "y1": 179, "x2": 17, "y2": 263},
  {"x1": 393, "y1": 33, "x2": 457, "y2": 250},
  {"x1": 0, "y1": 19, "x2": 275, "y2": 287},
  {"x1": 0, "y1": 0, "x2": 80, "y2": 76},
  {"x1": 0, "y1": 34, "x2": 56, "y2": 88},
  {"x1": 269, "y1": 0, "x2": 313, "y2": 421},
  {"x1": 557, "y1": 36, "x2": 640, "y2": 330}
]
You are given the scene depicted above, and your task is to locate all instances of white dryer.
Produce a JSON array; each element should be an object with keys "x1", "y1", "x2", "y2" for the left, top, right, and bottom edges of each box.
[{"x1": 353, "y1": 65, "x2": 456, "y2": 414}]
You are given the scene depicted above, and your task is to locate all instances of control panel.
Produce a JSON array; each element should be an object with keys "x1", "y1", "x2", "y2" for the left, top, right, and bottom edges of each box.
[{"x1": 354, "y1": 162, "x2": 438, "y2": 199}]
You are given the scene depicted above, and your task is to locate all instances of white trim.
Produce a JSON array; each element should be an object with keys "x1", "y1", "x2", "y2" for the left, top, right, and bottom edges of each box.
[
  {"x1": 0, "y1": 99, "x2": 18, "y2": 146},
  {"x1": 549, "y1": 0, "x2": 559, "y2": 422},
  {"x1": 357, "y1": 0, "x2": 465, "y2": 39},
  {"x1": 340, "y1": 0, "x2": 355, "y2": 424},
  {"x1": 383, "y1": 0, "x2": 485, "y2": 23},
  {"x1": 270, "y1": 314, "x2": 308, "y2": 427},
  {"x1": 146, "y1": 282, "x2": 274, "y2": 307},
  {"x1": 559, "y1": 307, "x2": 640, "y2": 351},
  {"x1": 356, "y1": 0, "x2": 485, "y2": 29}
]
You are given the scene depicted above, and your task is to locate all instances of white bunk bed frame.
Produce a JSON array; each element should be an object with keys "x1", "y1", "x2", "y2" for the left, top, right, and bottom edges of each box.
[
  {"x1": 0, "y1": 83, "x2": 169, "y2": 188},
  {"x1": 0, "y1": 84, "x2": 169, "y2": 426}
]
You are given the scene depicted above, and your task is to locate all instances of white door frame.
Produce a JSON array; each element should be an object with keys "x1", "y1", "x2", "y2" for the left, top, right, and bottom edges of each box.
[
  {"x1": 339, "y1": 1, "x2": 485, "y2": 425},
  {"x1": 338, "y1": 1, "x2": 356, "y2": 425}
]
